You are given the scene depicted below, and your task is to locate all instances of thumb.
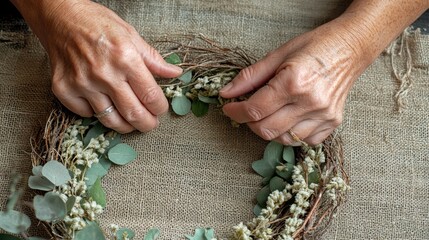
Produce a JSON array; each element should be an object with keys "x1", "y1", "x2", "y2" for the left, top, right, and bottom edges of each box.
[
  {"x1": 219, "y1": 52, "x2": 283, "y2": 98},
  {"x1": 140, "y1": 41, "x2": 183, "y2": 78}
]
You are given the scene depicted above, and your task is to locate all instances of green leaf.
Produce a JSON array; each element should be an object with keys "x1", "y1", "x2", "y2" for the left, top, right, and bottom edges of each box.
[
  {"x1": 105, "y1": 131, "x2": 122, "y2": 151},
  {"x1": 270, "y1": 176, "x2": 286, "y2": 192},
  {"x1": 0, "y1": 210, "x2": 31, "y2": 234},
  {"x1": 32, "y1": 166, "x2": 43, "y2": 176},
  {"x1": 82, "y1": 117, "x2": 97, "y2": 126},
  {"x1": 117, "y1": 228, "x2": 135, "y2": 240},
  {"x1": 6, "y1": 189, "x2": 22, "y2": 213},
  {"x1": 256, "y1": 185, "x2": 271, "y2": 207},
  {"x1": 179, "y1": 71, "x2": 193, "y2": 84},
  {"x1": 191, "y1": 100, "x2": 209, "y2": 117},
  {"x1": 41, "y1": 161, "x2": 71, "y2": 186},
  {"x1": 143, "y1": 228, "x2": 160, "y2": 240},
  {"x1": 198, "y1": 95, "x2": 219, "y2": 104},
  {"x1": 282, "y1": 146, "x2": 295, "y2": 164},
  {"x1": 164, "y1": 53, "x2": 181, "y2": 65},
  {"x1": 33, "y1": 192, "x2": 66, "y2": 222},
  {"x1": 253, "y1": 204, "x2": 263, "y2": 216},
  {"x1": 261, "y1": 176, "x2": 271, "y2": 186},
  {"x1": 66, "y1": 196, "x2": 76, "y2": 213},
  {"x1": 275, "y1": 163, "x2": 294, "y2": 181},
  {"x1": 171, "y1": 95, "x2": 192, "y2": 116},
  {"x1": 0, "y1": 234, "x2": 21, "y2": 240},
  {"x1": 263, "y1": 141, "x2": 284, "y2": 165},
  {"x1": 308, "y1": 171, "x2": 320, "y2": 186},
  {"x1": 108, "y1": 143, "x2": 137, "y2": 166},
  {"x1": 88, "y1": 177, "x2": 106, "y2": 208},
  {"x1": 28, "y1": 176, "x2": 55, "y2": 191},
  {"x1": 85, "y1": 163, "x2": 108, "y2": 186},
  {"x1": 84, "y1": 121, "x2": 108, "y2": 147},
  {"x1": 28, "y1": 237, "x2": 47, "y2": 240},
  {"x1": 252, "y1": 159, "x2": 275, "y2": 178},
  {"x1": 98, "y1": 155, "x2": 112, "y2": 171},
  {"x1": 186, "y1": 228, "x2": 215, "y2": 240},
  {"x1": 75, "y1": 221, "x2": 105, "y2": 240}
]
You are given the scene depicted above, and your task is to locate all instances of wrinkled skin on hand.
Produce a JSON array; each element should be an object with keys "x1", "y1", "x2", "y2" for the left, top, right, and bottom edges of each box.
[
  {"x1": 220, "y1": 20, "x2": 369, "y2": 146},
  {"x1": 33, "y1": 1, "x2": 182, "y2": 133}
]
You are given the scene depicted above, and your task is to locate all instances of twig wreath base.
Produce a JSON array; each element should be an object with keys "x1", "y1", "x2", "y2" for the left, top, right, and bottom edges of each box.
[{"x1": 0, "y1": 35, "x2": 350, "y2": 240}]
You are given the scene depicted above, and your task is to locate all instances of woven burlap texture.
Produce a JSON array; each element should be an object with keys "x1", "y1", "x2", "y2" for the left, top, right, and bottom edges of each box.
[{"x1": 0, "y1": 0, "x2": 428, "y2": 239}]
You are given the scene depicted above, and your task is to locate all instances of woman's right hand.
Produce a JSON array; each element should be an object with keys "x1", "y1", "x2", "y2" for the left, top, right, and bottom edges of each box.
[{"x1": 11, "y1": 0, "x2": 182, "y2": 133}]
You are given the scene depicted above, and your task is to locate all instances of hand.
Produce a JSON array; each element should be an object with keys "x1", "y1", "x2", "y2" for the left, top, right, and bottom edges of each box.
[
  {"x1": 23, "y1": 0, "x2": 183, "y2": 133},
  {"x1": 220, "y1": 18, "x2": 371, "y2": 146}
]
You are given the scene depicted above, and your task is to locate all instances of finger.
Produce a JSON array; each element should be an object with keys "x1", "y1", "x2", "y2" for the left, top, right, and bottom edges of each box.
[
  {"x1": 222, "y1": 69, "x2": 293, "y2": 123},
  {"x1": 127, "y1": 63, "x2": 169, "y2": 116},
  {"x1": 88, "y1": 93, "x2": 135, "y2": 133},
  {"x1": 108, "y1": 83, "x2": 159, "y2": 132},
  {"x1": 54, "y1": 92, "x2": 94, "y2": 117},
  {"x1": 303, "y1": 128, "x2": 334, "y2": 146},
  {"x1": 139, "y1": 40, "x2": 183, "y2": 78},
  {"x1": 246, "y1": 104, "x2": 303, "y2": 141},
  {"x1": 275, "y1": 120, "x2": 334, "y2": 146},
  {"x1": 219, "y1": 51, "x2": 283, "y2": 98}
]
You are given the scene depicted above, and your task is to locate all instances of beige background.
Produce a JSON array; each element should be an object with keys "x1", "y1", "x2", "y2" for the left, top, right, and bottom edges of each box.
[{"x1": 1, "y1": 0, "x2": 428, "y2": 239}]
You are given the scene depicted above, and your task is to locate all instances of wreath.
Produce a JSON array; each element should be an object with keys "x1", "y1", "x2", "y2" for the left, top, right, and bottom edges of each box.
[{"x1": 0, "y1": 35, "x2": 349, "y2": 240}]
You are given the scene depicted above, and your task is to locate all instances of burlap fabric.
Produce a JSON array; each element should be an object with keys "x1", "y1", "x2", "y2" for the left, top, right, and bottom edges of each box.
[{"x1": 1, "y1": 0, "x2": 428, "y2": 239}]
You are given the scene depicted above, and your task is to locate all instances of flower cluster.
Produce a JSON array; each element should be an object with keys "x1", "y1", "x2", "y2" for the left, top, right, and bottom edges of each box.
[
  {"x1": 325, "y1": 176, "x2": 350, "y2": 205},
  {"x1": 58, "y1": 120, "x2": 109, "y2": 234},
  {"x1": 233, "y1": 189, "x2": 293, "y2": 240},
  {"x1": 279, "y1": 166, "x2": 314, "y2": 238}
]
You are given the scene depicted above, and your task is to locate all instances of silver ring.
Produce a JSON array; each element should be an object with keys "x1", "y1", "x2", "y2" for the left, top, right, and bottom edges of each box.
[{"x1": 94, "y1": 105, "x2": 115, "y2": 118}]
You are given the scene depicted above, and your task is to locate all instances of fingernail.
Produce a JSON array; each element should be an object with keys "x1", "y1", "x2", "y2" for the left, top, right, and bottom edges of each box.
[{"x1": 220, "y1": 82, "x2": 233, "y2": 93}]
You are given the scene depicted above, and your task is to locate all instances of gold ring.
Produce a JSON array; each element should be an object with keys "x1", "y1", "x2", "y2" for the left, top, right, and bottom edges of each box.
[{"x1": 94, "y1": 105, "x2": 115, "y2": 118}]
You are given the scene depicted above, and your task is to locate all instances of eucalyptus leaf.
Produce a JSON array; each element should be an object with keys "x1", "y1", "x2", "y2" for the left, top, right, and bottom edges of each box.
[
  {"x1": 263, "y1": 141, "x2": 284, "y2": 165},
  {"x1": 191, "y1": 100, "x2": 209, "y2": 117},
  {"x1": 108, "y1": 143, "x2": 137, "y2": 166},
  {"x1": 282, "y1": 146, "x2": 295, "y2": 164},
  {"x1": 275, "y1": 163, "x2": 294, "y2": 181},
  {"x1": 74, "y1": 221, "x2": 105, "y2": 240},
  {"x1": 308, "y1": 171, "x2": 320, "y2": 186},
  {"x1": 116, "y1": 228, "x2": 135, "y2": 240},
  {"x1": 198, "y1": 95, "x2": 219, "y2": 104},
  {"x1": 256, "y1": 185, "x2": 271, "y2": 207},
  {"x1": 186, "y1": 228, "x2": 215, "y2": 240},
  {"x1": 85, "y1": 163, "x2": 108, "y2": 187},
  {"x1": 253, "y1": 204, "x2": 263, "y2": 216},
  {"x1": 33, "y1": 192, "x2": 66, "y2": 222},
  {"x1": 179, "y1": 71, "x2": 193, "y2": 84},
  {"x1": 164, "y1": 53, "x2": 181, "y2": 65},
  {"x1": 41, "y1": 161, "x2": 71, "y2": 186},
  {"x1": 0, "y1": 210, "x2": 31, "y2": 234},
  {"x1": 98, "y1": 155, "x2": 112, "y2": 171},
  {"x1": 82, "y1": 117, "x2": 97, "y2": 126},
  {"x1": 28, "y1": 237, "x2": 47, "y2": 240},
  {"x1": 105, "y1": 131, "x2": 121, "y2": 151},
  {"x1": 6, "y1": 189, "x2": 22, "y2": 212},
  {"x1": 261, "y1": 176, "x2": 271, "y2": 186},
  {"x1": 88, "y1": 177, "x2": 106, "y2": 208},
  {"x1": 66, "y1": 196, "x2": 76, "y2": 214},
  {"x1": 143, "y1": 228, "x2": 160, "y2": 240},
  {"x1": 0, "y1": 234, "x2": 21, "y2": 240},
  {"x1": 83, "y1": 121, "x2": 108, "y2": 147},
  {"x1": 28, "y1": 176, "x2": 55, "y2": 191},
  {"x1": 252, "y1": 159, "x2": 275, "y2": 178},
  {"x1": 32, "y1": 165, "x2": 43, "y2": 176},
  {"x1": 269, "y1": 176, "x2": 286, "y2": 192},
  {"x1": 171, "y1": 95, "x2": 192, "y2": 116}
]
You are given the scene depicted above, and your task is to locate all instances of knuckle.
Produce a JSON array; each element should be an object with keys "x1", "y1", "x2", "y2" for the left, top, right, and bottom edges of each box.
[
  {"x1": 114, "y1": 42, "x2": 140, "y2": 64},
  {"x1": 141, "y1": 87, "x2": 161, "y2": 105},
  {"x1": 238, "y1": 67, "x2": 256, "y2": 85},
  {"x1": 259, "y1": 127, "x2": 279, "y2": 141},
  {"x1": 245, "y1": 104, "x2": 263, "y2": 122},
  {"x1": 124, "y1": 107, "x2": 146, "y2": 123}
]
